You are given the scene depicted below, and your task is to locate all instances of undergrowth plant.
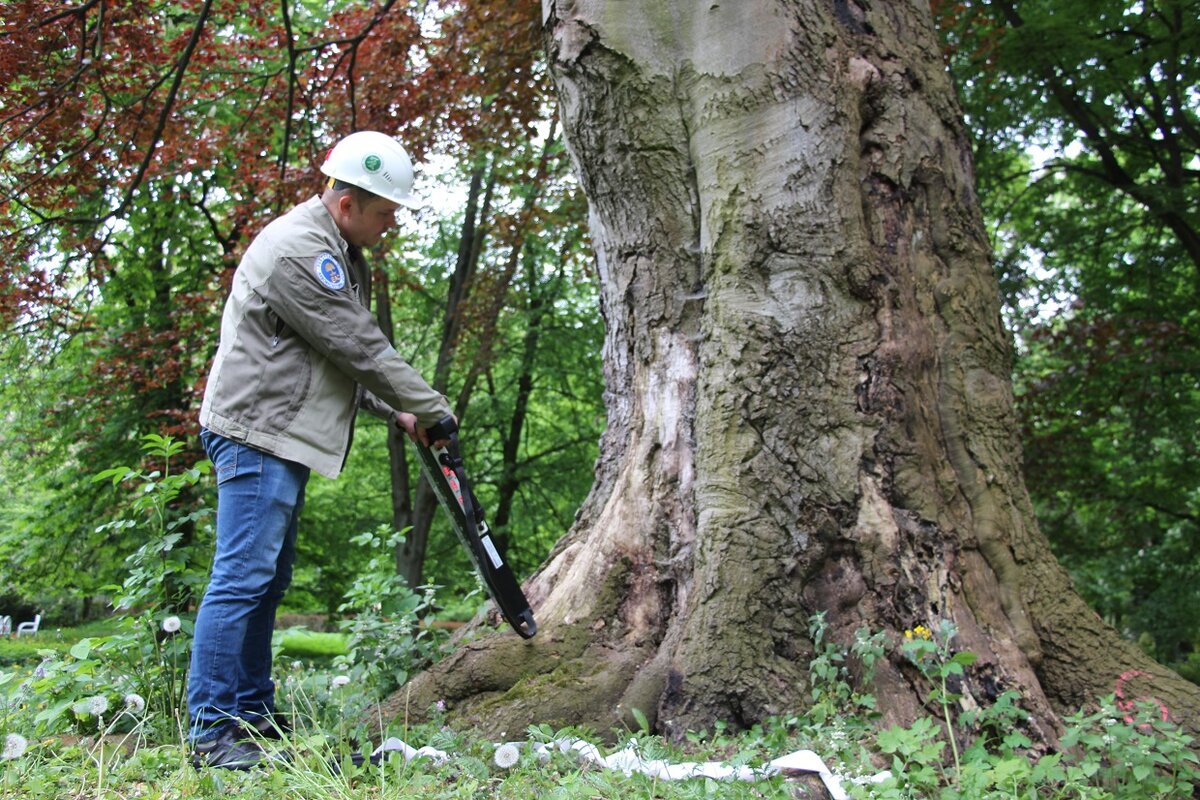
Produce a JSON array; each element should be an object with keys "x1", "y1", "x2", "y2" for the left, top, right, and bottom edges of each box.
[
  {"x1": 332, "y1": 525, "x2": 448, "y2": 700},
  {"x1": 899, "y1": 620, "x2": 976, "y2": 785},
  {"x1": 94, "y1": 433, "x2": 214, "y2": 615},
  {"x1": 90, "y1": 434, "x2": 212, "y2": 735},
  {"x1": 802, "y1": 611, "x2": 886, "y2": 766},
  {"x1": 0, "y1": 436, "x2": 209, "y2": 744},
  {"x1": 848, "y1": 618, "x2": 1200, "y2": 800}
]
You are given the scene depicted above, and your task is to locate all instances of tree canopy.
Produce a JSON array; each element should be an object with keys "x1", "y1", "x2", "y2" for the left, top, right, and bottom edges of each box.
[{"x1": 0, "y1": 0, "x2": 601, "y2": 615}]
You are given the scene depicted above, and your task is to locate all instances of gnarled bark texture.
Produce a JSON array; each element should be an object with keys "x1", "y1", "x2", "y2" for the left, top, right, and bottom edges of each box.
[{"x1": 384, "y1": 0, "x2": 1200, "y2": 741}]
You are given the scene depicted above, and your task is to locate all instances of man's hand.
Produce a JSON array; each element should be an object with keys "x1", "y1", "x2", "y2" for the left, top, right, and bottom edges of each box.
[
  {"x1": 394, "y1": 412, "x2": 457, "y2": 448},
  {"x1": 394, "y1": 412, "x2": 422, "y2": 443}
]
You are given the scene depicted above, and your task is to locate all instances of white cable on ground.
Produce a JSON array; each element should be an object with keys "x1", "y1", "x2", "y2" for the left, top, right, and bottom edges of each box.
[{"x1": 371, "y1": 735, "x2": 892, "y2": 799}]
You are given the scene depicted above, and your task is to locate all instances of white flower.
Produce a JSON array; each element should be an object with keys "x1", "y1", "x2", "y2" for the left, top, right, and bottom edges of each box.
[
  {"x1": 493, "y1": 742, "x2": 520, "y2": 769},
  {"x1": 161, "y1": 616, "x2": 181, "y2": 633},
  {"x1": 73, "y1": 696, "x2": 109, "y2": 717},
  {"x1": 124, "y1": 693, "x2": 146, "y2": 714},
  {"x1": 89, "y1": 695, "x2": 109, "y2": 716},
  {"x1": 331, "y1": 675, "x2": 351, "y2": 688},
  {"x1": 2, "y1": 733, "x2": 27, "y2": 760}
]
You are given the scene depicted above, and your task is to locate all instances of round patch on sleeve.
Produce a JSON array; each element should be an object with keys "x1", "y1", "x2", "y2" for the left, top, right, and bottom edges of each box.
[{"x1": 314, "y1": 253, "x2": 346, "y2": 290}]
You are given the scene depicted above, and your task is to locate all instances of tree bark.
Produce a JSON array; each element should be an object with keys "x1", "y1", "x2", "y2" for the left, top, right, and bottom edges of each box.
[{"x1": 387, "y1": 0, "x2": 1200, "y2": 742}]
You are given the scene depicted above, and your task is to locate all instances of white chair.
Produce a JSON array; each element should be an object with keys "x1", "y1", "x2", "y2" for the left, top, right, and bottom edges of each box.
[
  {"x1": 0, "y1": 616, "x2": 10, "y2": 636},
  {"x1": 16, "y1": 614, "x2": 40, "y2": 637}
]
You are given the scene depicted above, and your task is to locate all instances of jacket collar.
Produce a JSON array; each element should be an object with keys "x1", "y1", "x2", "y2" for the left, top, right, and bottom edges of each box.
[{"x1": 302, "y1": 195, "x2": 350, "y2": 253}]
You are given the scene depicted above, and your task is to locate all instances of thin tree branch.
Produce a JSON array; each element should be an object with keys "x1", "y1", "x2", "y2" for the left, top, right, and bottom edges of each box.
[{"x1": 104, "y1": 0, "x2": 213, "y2": 222}]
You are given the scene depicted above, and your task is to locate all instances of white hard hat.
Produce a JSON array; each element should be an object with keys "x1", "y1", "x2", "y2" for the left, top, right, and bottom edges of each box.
[{"x1": 320, "y1": 131, "x2": 419, "y2": 208}]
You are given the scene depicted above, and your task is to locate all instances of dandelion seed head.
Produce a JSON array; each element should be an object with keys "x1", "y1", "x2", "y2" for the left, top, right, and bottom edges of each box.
[
  {"x1": 493, "y1": 742, "x2": 520, "y2": 769},
  {"x1": 124, "y1": 693, "x2": 146, "y2": 713},
  {"x1": 2, "y1": 733, "x2": 27, "y2": 760},
  {"x1": 88, "y1": 695, "x2": 109, "y2": 716},
  {"x1": 161, "y1": 616, "x2": 182, "y2": 633},
  {"x1": 331, "y1": 675, "x2": 351, "y2": 688}
]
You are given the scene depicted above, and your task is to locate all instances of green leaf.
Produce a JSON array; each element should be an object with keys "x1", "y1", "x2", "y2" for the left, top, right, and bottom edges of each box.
[
  {"x1": 69, "y1": 639, "x2": 93, "y2": 660},
  {"x1": 93, "y1": 467, "x2": 134, "y2": 485},
  {"x1": 35, "y1": 699, "x2": 75, "y2": 724}
]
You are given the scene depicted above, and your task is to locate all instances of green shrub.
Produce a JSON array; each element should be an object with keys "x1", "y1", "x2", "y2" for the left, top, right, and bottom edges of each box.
[{"x1": 331, "y1": 524, "x2": 448, "y2": 698}]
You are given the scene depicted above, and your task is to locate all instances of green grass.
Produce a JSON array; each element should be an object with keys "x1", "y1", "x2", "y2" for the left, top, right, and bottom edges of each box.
[
  {"x1": 0, "y1": 619, "x2": 119, "y2": 665},
  {"x1": 0, "y1": 636, "x2": 57, "y2": 666},
  {"x1": 3, "y1": 613, "x2": 1198, "y2": 799},
  {"x1": 0, "y1": 715, "x2": 804, "y2": 799}
]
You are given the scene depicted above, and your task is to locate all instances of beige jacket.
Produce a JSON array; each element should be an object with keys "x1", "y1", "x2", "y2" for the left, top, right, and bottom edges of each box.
[{"x1": 199, "y1": 196, "x2": 449, "y2": 478}]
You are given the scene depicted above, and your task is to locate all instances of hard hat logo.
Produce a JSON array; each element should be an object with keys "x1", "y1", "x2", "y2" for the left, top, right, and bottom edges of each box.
[{"x1": 319, "y1": 131, "x2": 419, "y2": 208}]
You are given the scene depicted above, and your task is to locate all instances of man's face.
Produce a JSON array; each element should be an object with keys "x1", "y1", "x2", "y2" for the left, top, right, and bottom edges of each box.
[{"x1": 339, "y1": 193, "x2": 402, "y2": 248}]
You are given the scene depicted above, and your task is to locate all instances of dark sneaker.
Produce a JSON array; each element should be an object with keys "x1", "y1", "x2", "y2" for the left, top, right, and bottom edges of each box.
[
  {"x1": 247, "y1": 713, "x2": 291, "y2": 741},
  {"x1": 191, "y1": 725, "x2": 267, "y2": 770}
]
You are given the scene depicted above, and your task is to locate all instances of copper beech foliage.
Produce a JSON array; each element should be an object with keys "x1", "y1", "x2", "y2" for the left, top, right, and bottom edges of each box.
[
  {"x1": 0, "y1": 0, "x2": 544, "y2": 313},
  {"x1": 0, "y1": 0, "x2": 548, "y2": 432}
]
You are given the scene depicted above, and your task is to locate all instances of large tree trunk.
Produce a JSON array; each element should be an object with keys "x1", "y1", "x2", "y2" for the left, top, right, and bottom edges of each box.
[{"x1": 387, "y1": 0, "x2": 1200, "y2": 741}]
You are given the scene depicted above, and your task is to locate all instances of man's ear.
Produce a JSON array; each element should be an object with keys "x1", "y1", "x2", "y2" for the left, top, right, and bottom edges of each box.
[{"x1": 336, "y1": 193, "x2": 356, "y2": 217}]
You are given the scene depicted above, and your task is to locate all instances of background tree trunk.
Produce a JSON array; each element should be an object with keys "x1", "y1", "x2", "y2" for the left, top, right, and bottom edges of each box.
[
  {"x1": 394, "y1": 164, "x2": 494, "y2": 589},
  {"x1": 388, "y1": 0, "x2": 1200, "y2": 740}
]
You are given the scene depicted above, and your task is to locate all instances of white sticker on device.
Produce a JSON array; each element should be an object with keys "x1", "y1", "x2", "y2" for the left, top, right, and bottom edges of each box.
[{"x1": 480, "y1": 535, "x2": 504, "y2": 569}]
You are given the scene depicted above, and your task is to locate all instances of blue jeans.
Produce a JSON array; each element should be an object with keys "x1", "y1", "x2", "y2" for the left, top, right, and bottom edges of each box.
[{"x1": 189, "y1": 429, "x2": 310, "y2": 741}]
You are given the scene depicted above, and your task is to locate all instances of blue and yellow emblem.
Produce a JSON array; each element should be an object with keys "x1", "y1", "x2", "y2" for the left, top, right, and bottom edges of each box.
[{"x1": 314, "y1": 252, "x2": 346, "y2": 290}]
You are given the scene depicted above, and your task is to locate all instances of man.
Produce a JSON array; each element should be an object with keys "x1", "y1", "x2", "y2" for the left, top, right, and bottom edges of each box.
[{"x1": 189, "y1": 131, "x2": 452, "y2": 769}]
